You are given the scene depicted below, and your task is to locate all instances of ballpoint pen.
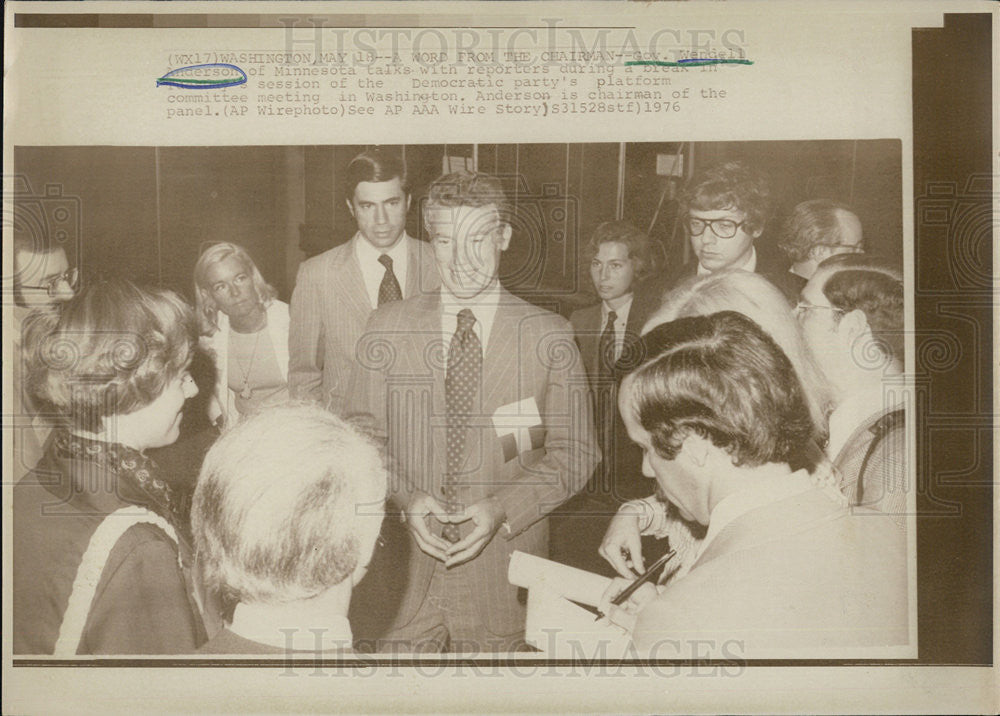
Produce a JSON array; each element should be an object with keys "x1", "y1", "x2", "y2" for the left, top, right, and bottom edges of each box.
[{"x1": 594, "y1": 547, "x2": 677, "y2": 621}]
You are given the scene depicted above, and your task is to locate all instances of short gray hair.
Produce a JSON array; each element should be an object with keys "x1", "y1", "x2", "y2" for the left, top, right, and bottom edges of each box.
[{"x1": 192, "y1": 402, "x2": 387, "y2": 607}]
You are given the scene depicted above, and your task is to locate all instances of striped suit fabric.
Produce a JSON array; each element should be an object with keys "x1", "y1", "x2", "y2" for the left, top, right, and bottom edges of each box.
[
  {"x1": 287, "y1": 233, "x2": 439, "y2": 414},
  {"x1": 347, "y1": 289, "x2": 600, "y2": 642}
]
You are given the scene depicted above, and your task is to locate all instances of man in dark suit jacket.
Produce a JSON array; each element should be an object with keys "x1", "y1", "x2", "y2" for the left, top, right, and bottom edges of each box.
[
  {"x1": 634, "y1": 160, "x2": 790, "y2": 318},
  {"x1": 288, "y1": 149, "x2": 439, "y2": 414},
  {"x1": 348, "y1": 171, "x2": 598, "y2": 653},
  {"x1": 557, "y1": 222, "x2": 658, "y2": 575}
]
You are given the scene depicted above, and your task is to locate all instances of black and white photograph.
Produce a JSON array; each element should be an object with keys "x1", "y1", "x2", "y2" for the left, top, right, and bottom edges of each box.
[{"x1": 3, "y1": 2, "x2": 994, "y2": 714}]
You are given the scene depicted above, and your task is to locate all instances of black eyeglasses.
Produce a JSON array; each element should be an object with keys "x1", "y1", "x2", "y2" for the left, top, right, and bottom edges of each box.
[
  {"x1": 21, "y1": 267, "x2": 78, "y2": 297},
  {"x1": 687, "y1": 217, "x2": 748, "y2": 239}
]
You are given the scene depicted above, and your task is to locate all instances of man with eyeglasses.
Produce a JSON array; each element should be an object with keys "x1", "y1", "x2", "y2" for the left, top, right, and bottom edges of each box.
[
  {"x1": 773, "y1": 199, "x2": 865, "y2": 302},
  {"x1": 637, "y1": 161, "x2": 789, "y2": 316},
  {"x1": 11, "y1": 229, "x2": 78, "y2": 479},
  {"x1": 796, "y1": 253, "x2": 906, "y2": 526}
]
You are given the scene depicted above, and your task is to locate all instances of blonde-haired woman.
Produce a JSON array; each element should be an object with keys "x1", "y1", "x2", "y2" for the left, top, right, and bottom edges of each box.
[{"x1": 193, "y1": 242, "x2": 290, "y2": 429}]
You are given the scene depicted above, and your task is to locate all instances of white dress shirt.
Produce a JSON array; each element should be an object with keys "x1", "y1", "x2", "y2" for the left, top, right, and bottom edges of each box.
[
  {"x1": 229, "y1": 602, "x2": 353, "y2": 652},
  {"x1": 355, "y1": 232, "x2": 410, "y2": 309}
]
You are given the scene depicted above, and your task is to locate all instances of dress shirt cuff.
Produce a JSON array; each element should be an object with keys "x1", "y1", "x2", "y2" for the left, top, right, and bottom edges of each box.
[{"x1": 628, "y1": 496, "x2": 670, "y2": 538}]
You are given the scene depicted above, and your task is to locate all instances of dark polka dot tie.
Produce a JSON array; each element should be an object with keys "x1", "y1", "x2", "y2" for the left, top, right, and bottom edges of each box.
[
  {"x1": 377, "y1": 254, "x2": 403, "y2": 306},
  {"x1": 443, "y1": 308, "x2": 481, "y2": 543}
]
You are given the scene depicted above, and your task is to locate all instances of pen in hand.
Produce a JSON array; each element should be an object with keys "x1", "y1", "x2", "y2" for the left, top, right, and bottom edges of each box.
[{"x1": 595, "y1": 548, "x2": 677, "y2": 622}]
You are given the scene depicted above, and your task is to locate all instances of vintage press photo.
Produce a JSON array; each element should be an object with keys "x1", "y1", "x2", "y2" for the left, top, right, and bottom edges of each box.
[{"x1": 3, "y1": 1, "x2": 995, "y2": 714}]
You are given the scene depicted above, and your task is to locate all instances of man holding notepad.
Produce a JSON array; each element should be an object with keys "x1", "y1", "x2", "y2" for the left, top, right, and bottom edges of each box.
[
  {"x1": 599, "y1": 311, "x2": 908, "y2": 657},
  {"x1": 348, "y1": 170, "x2": 598, "y2": 653}
]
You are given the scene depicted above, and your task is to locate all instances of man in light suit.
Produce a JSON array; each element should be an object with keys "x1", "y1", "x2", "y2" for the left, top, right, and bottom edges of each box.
[
  {"x1": 348, "y1": 171, "x2": 599, "y2": 653},
  {"x1": 604, "y1": 312, "x2": 909, "y2": 658},
  {"x1": 288, "y1": 149, "x2": 439, "y2": 414}
]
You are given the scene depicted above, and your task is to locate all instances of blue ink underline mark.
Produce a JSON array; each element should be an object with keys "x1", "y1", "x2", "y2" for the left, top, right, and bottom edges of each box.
[
  {"x1": 157, "y1": 63, "x2": 248, "y2": 89},
  {"x1": 625, "y1": 59, "x2": 754, "y2": 68}
]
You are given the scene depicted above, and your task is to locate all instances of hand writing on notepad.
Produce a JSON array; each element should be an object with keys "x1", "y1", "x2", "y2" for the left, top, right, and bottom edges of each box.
[{"x1": 597, "y1": 578, "x2": 661, "y2": 631}]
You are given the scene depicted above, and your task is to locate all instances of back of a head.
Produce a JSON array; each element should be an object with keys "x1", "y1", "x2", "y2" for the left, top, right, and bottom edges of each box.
[
  {"x1": 816, "y1": 253, "x2": 904, "y2": 365},
  {"x1": 646, "y1": 270, "x2": 831, "y2": 433},
  {"x1": 26, "y1": 277, "x2": 197, "y2": 431},
  {"x1": 192, "y1": 402, "x2": 388, "y2": 609},
  {"x1": 344, "y1": 148, "x2": 408, "y2": 199},
  {"x1": 628, "y1": 311, "x2": 815, "y2": 469}
]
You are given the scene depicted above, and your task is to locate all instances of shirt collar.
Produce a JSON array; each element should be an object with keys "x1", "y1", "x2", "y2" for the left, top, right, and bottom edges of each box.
[
  {"x1": 691, "y1": 468, "x2": 814, "y2": 568},
  {"x1": 601, "y1": 295, "x2": 633, "y2": 326},
  {"x1": 440, "y1": 283, "x2": 502, "y2": 349},
  {"x1": 229, "y1": 602, "x2": 353, "y2": 653},
  {"x1": 697, "y1": 246, "x2": 757, "y2": 276},
  {"x1": 354, "y1": 231, "x2": 408, "y2": 266}
]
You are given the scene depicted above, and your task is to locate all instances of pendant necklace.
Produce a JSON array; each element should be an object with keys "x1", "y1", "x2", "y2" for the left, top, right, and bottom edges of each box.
[{"x1": 233, "y1": 328, "x2": 262, "y2": 401}]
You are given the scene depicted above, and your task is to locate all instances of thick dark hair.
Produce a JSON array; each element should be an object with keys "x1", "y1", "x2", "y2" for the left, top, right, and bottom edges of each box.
[
  {"x1": 818, "y1": 254, "x2": 905, "y2": 365},
  {"x1": 585, "y1": 220, "x2": 658, "y2": 281},
  {"x1": 26, "y1": 278, "x2": 198, "y2": 431},
  {"x1": 344, "y1": 148, "x2": 408, "y2": 200},
  {"x1": 681, "y1": 161, "x2": 771, "y2": 235},
  {"x1": 778, "y1": 199, "x2": 862, "y2": 263},
  {"x1": 628, "y1": 311, "x2": 815, "y2": 468},
  {"x1": 425, "y1": 170, "x2": 510, "y2": 216}
]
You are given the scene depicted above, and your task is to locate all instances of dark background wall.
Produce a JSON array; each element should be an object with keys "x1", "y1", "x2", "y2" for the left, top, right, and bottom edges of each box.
[{"x1": 14, "y1": 139, "x2": 902, "y2": 314}]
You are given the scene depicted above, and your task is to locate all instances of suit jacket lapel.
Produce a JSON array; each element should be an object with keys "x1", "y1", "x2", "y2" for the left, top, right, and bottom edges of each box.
[
  {"x1": 481, "y1": 295, "x2": 519, "y2": 413},
  {"x1": 403, "y1": 234, "x2": 425, "y2": 299}
]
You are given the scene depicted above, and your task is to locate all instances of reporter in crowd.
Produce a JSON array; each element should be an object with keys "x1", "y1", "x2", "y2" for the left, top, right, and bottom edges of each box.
[
  {"x1": 193, "y1": 403, "x2": 387, "y2": 654},
  {"x1": 599, "y1": 270, "x2": 831, "y2": 578},
  {"x1": 193, "y1": 242, "x2": 290, "y2": 429},
  {"x1": 600, "y1": 312, "x2": 908, "y2": 657},
  {"x1": 13, "y1": 278, "x2": 206, "y2": 654},
  {"x1": 11, "y1": 226, "x2": 78, "y2": 481}
]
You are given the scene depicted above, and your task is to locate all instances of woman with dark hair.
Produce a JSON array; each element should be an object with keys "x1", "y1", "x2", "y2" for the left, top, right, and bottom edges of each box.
[
  {"x1": 13, "y1": 278, "x2": 206, "y2": 654},
  {"x1": 193, "y1": 242, "x2": 290, "y2": 428}
]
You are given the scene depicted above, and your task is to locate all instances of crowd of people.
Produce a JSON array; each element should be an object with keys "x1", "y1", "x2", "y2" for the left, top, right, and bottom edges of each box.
[{"x1": 11, "y1": 149, "x2": 908, "y2": 657}]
